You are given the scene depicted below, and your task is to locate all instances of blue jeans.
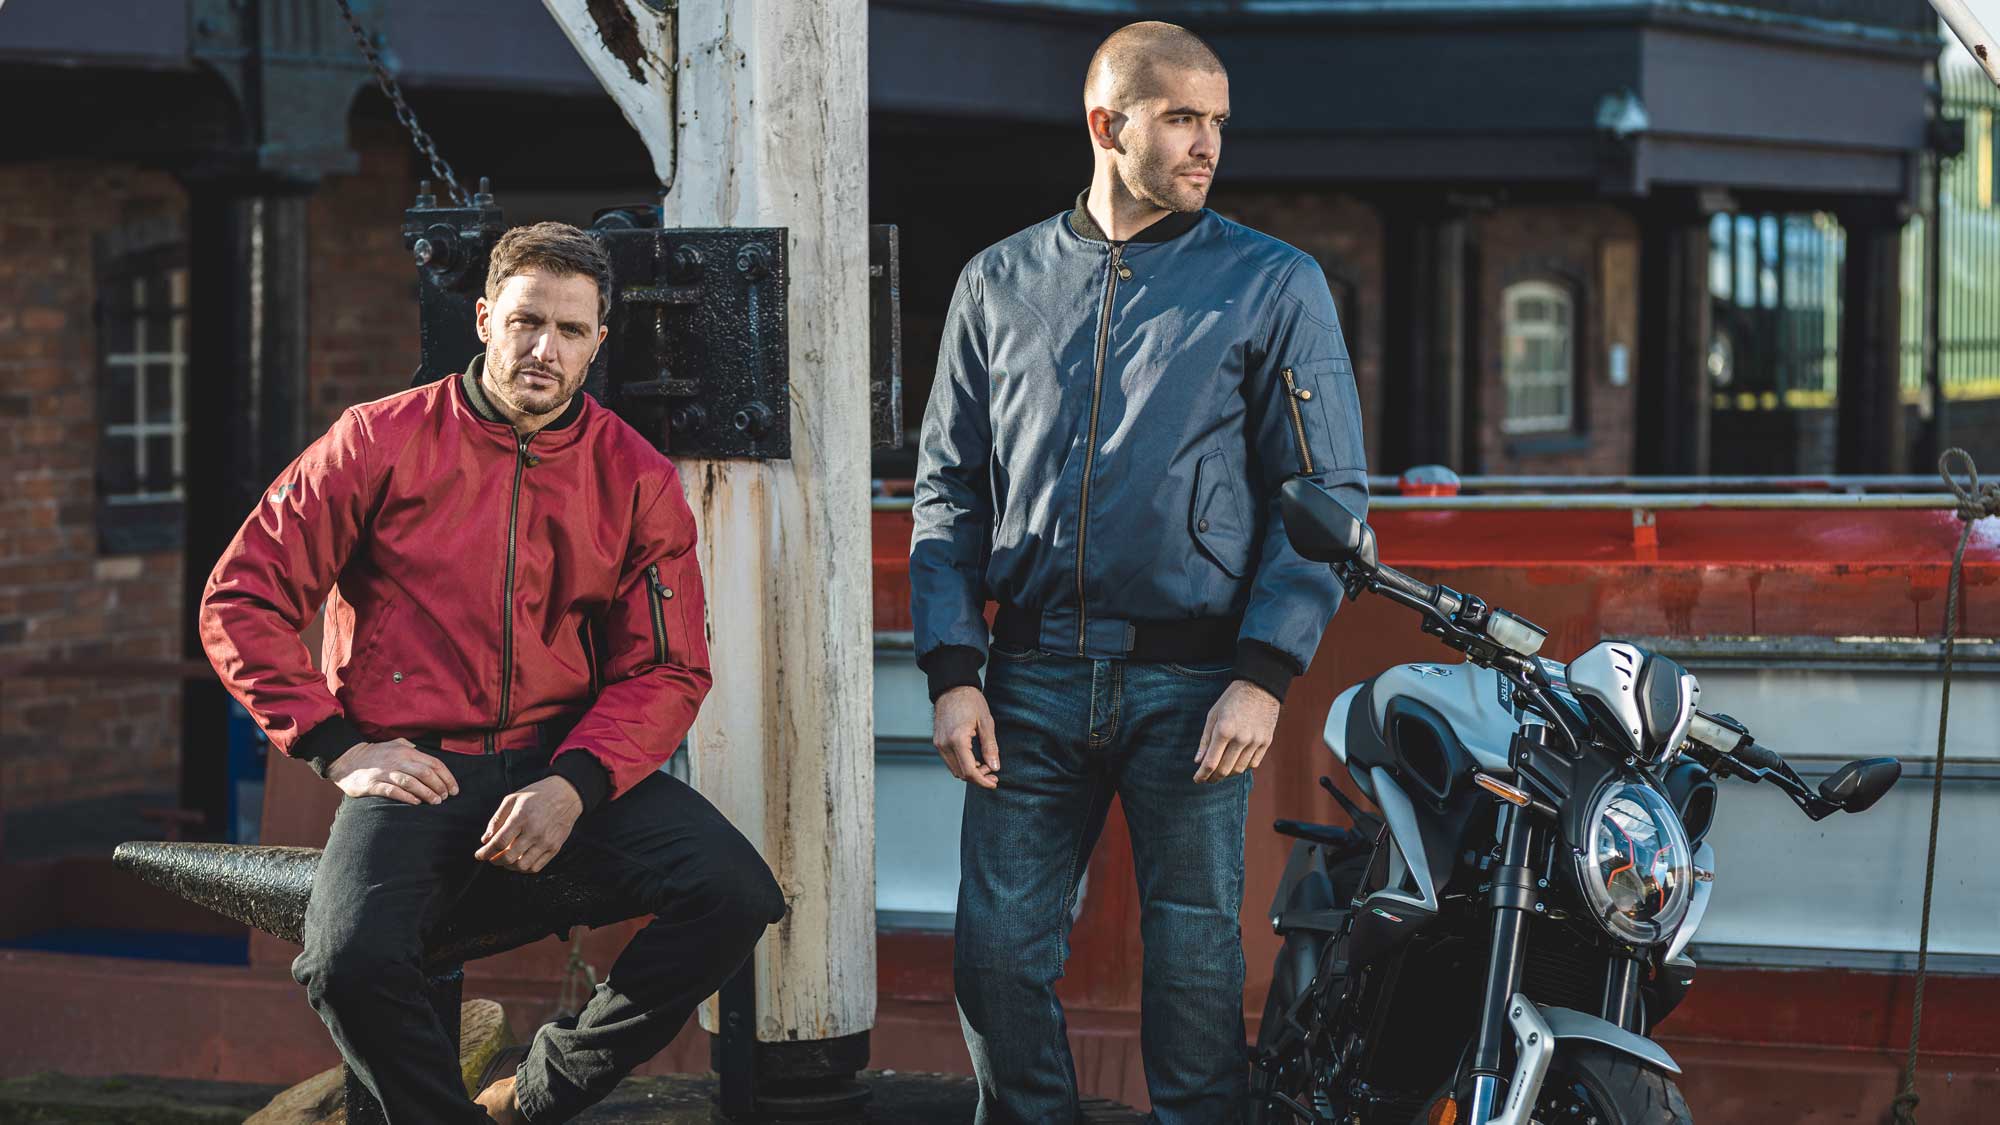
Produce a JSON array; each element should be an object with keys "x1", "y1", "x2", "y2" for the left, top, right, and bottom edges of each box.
[{"x1": 955, "y1": 647, "x2": 1251, "y2": 1125}]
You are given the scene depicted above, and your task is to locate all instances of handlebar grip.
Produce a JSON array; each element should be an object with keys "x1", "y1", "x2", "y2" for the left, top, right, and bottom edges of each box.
[
  {"x1": 1732, "y1": 740, "x2": 1786, "y2": 774},
  {"x1": 1372, "y1": 563, "x2": 1438, "y2": 606}
]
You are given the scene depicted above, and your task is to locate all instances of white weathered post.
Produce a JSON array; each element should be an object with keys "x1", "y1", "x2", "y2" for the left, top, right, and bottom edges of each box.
[{"x1": 540, "y1": 0, "x2": 876, "y2": 1088}]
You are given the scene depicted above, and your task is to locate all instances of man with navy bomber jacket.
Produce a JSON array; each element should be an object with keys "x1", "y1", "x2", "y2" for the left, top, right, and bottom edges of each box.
[{"x1": 909, "y1": 21, "x2": 1370, "y2": 1125}]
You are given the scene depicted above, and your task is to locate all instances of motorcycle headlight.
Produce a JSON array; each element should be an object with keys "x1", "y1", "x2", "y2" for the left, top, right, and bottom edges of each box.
[{"x1": 1572, "y1": 780, "x2": 1694, "y2": 946}]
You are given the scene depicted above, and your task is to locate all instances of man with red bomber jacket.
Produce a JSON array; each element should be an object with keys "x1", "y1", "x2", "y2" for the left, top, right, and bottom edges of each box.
[{"x1": 200, "y1": 222, "x2": 784, "y2": 1124}]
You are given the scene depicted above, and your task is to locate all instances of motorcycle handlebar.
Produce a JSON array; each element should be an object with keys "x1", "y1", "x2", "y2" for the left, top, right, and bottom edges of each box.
[
  {"x1": 1364, "y1": 560, "x2": 1468, "y2": 619},
  {"x1": 1730, "y1": 739, "x2": 1788, "y2": 774},
  {"x1": 1690, "y1": 709, "x2": 1796, "y2": 780},
  {"x1": 1370, "y1": 562, "x2": 1443, "y2": 608}
]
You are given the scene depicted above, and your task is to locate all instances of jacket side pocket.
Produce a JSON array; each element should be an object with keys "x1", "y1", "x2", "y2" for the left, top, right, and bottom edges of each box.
[
  {"x1": 1281, "y1": 357, "x2": 1358, "y2": 476},
  {"x1": 1190, "y1": 448, "x2": 1253, "y2": 580}
]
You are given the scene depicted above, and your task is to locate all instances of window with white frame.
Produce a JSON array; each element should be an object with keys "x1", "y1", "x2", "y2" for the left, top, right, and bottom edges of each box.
[
  {"x1": 96, "y1": 248, "x2": 188, "y2": 553},
  {"x1": 1501, "y1": 280, "x2": 1576, "y2": 435}
]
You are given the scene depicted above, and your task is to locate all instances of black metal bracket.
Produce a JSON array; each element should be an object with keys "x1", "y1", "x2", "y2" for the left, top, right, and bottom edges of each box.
[
  {"x1": 403, "y1": 180, "x2": 507, "y2": 387},
  {"x1": 587, "y1": 210, "x2": 791, "y2": 459},
  {"x1": 402, "y1": 188, "x2": 902, "y2": 460}
]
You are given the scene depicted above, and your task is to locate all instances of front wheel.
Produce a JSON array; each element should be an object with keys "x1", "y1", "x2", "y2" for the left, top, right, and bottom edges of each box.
[{"x1": 1534, "y1": 1045, "x2": 1691, "y2": 1125}]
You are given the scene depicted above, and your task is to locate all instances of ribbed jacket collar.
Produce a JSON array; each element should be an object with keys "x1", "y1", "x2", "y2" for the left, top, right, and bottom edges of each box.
[
  {"x1": 456, "y1": 354, "x2": 588, "y2": 442},
  {"x1": 1066, "y1": 190, "x2": 1207, "y2": 245}
]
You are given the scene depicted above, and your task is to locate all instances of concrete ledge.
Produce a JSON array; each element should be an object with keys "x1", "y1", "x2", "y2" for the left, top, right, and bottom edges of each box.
[{"x1": 0, "y1": 1071, "x2": 1144, "y2": 1124}]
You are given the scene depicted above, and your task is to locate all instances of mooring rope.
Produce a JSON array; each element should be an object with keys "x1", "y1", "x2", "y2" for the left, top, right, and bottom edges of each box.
[{"x1": 1891, "y1": 448, "x2": 1998, "y2": 1125}]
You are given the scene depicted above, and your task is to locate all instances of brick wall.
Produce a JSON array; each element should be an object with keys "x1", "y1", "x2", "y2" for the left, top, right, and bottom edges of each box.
[
  {"x1": 1472, "y1": 203, "x2": 1641, "y2": 476},
  {"x1": 0, "y1": 126, "x2": 415, "y2": 817},
  {"x1": 309, "y1": 120, "x2": 420, "y2": 430},
  {"x1": 0, "y1": 162, "x2": 188, "y2": 811},
  {"x1": 1205, "y1": 192, "x2": 1641, "y2": 480},
  {"x1": 1209, "y1": 190, "x2": 1387, "y2": 466}
]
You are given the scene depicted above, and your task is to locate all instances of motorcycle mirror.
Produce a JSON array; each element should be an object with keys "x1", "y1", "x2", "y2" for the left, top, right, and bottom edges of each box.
[
  {"x1": 1281, "y1": 477, "x2": 1378, "y2": 570},
  {"x1": 1817, "y1": 756, "x2": 1902, "y2": 813}
]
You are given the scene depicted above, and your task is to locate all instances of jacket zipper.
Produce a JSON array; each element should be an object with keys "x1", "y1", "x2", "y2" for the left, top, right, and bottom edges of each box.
[
  {"x1": 1280, "y1": 367, "x2": 1316, "y2": 475},
  {"x1": 495, "y1": 433, "x2": 532, "y2": 747},
  {"x1": 644, "y1": 563, "x2": 669, "y2": 664},
  {"x1": 1076, "y1": 243, "x2": 1128, "y2": 655},
  {"x1": 582, "y1": 619, "x2": 602, "y2": 698}
]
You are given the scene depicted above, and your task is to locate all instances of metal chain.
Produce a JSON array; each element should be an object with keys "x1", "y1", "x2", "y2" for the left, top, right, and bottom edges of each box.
[
  {"x1": 1892, "y1": 449, "x2": 1999, "y2": 1125},
  {"x1": 332, "y1": 0, "x2": 470, "y2": 206}
]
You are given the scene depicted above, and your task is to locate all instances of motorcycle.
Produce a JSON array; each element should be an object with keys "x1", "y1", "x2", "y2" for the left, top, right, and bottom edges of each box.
[{"x1": 1251, "y1": 478, "x2": 1904, "y2": 1125}]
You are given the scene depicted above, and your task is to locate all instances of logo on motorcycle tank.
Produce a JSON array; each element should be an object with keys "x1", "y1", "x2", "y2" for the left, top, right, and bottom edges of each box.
[{"x1": 1413, "y1": 665, "x2": 1450, "y2": 678}]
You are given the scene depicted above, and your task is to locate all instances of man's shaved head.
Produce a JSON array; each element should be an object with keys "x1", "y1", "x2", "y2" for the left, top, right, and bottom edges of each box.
[{"x1": 1084, "y1": 21, "x2": 1226, "y2": 109}]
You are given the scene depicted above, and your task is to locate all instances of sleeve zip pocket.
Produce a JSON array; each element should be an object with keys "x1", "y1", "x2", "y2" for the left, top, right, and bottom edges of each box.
[
  {"x1": 1279, "y1": 367, "x2": 1316, "y2": 475},
  {"x1": 644, "y1": 563, "x2": 671, "y2": 665}
]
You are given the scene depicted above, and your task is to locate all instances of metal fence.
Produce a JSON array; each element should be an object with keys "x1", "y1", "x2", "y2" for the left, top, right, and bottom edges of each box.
[
  {"x1": 1902, "y1": 56, "x2": 2000, "y2": 404},
  {"x1": 1707, "y1": 44, "x2": 2000, "y2": 454},
  {"x1": 1707, "y1": 212, "x2": 1846, "y2": 412}
]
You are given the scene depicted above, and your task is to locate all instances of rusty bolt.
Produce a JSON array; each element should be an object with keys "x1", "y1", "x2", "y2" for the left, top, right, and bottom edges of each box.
[
  {"x1": 671, "y1": 246, "x2": 704, "y2": 281},
  {"x1": 732, "y1": 401, "x2": 774, "y2": 438},
  {"x1": 671, "y1": 404, "x2": 707, "y2": 433},
  {"x1": 735, "y1": 244, "x2": 771, "y2": 281}
]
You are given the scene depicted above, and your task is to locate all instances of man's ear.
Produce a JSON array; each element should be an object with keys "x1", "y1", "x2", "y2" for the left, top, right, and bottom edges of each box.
[
  {"x1": 1088, "y1": 106, "x2": 1125, "y2": 152},
  {"x1": 589, "y1": 323, "x2": 608, "y2": 364},
  {"x1": 475, "y1": 296, "x2": 491, "y2": 344}
]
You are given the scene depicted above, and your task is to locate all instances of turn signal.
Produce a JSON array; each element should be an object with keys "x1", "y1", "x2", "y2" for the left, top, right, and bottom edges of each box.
[
  {"x1": 1473, "y1": 772, "x2": 1531, "y2": 807},
  {"x1": 1427, "y1": 1096, "x2": 1460, "y2": 1125}
]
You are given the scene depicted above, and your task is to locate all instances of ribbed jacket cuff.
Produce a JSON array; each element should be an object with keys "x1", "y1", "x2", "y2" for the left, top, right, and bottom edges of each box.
[
  {"x1": 1232, "y1": 639, "x2": 1303, "y2": 704},
  {"x1": 292, "y1": 715, "x2": 369, "y2": 779},
  {"x1": 551, "y1": 749, "x2": 614, "y2": 815},
  {"x1": 919, "y1": 644, "x2": 985, "y2": 703}
]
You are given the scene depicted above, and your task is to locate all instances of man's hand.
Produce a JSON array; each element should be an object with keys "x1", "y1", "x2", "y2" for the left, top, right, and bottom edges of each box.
[
  {"x1": 473, "y1": 776, "x2": 583, "y2": 874},
  {"x1": 327, "y1": 739, "x2": 460, "y2": 805},
  {"x1": 933, "y1": 685, "x2": 1000, "y2": 790},
  {"x1": 1194, "y1": 680, "x2": 1281, "y2": 783}
]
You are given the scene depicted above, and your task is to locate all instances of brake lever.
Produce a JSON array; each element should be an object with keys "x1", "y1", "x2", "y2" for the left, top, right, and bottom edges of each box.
[
  {"x1": 1683, "y1": 739, "x2": 1842, "y2": 821},
  {"x1": 1741, "y1": 763, "x2": 1843, "y2": 821}
]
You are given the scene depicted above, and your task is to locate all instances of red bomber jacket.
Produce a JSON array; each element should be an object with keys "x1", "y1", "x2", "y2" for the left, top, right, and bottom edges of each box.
[{"x1": 198, "y1": 358, "x2": 711, "y2": 812}]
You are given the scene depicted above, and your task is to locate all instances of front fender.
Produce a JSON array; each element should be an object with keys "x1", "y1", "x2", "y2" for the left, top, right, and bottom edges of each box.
[{"x1": 1540, "y1": 1006, "x2": 1681, "y2": 1077}]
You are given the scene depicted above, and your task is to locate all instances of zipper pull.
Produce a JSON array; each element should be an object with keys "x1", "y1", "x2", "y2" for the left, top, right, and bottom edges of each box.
[
  {"x1": 1279, "y1": 367, "x2": 1317, "y2": 475},
  {"x1": 519, "y1": 436, "x2": 540, "y2": 467},
  {"x1": 1117, "y1": 263, "x2": 1132, "y2": 281}
]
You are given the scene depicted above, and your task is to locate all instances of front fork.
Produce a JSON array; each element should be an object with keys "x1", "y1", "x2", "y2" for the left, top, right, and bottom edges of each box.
[
  {"x1": 1467, "y1": 804, "x2": 1537, "y2": 1122},
  {"x1": 1465, "y1": 806, "x2": 1646, "y2": 1124}
]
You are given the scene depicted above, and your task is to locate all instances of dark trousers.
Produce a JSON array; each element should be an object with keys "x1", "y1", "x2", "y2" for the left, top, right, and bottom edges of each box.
[{"x1": 292, "y1": 745, "x2": 786, "y2": 1124}]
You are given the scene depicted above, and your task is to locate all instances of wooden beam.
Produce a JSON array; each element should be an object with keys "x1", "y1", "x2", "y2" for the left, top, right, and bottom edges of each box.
[{"x1": 661, "y1": 0, "x2": 876, "y2": 1046}]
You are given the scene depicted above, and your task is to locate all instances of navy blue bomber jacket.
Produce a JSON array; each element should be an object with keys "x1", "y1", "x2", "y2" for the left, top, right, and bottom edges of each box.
[{"x1": 910, "y1": 195, "x2": 1370, "y2": 703}]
